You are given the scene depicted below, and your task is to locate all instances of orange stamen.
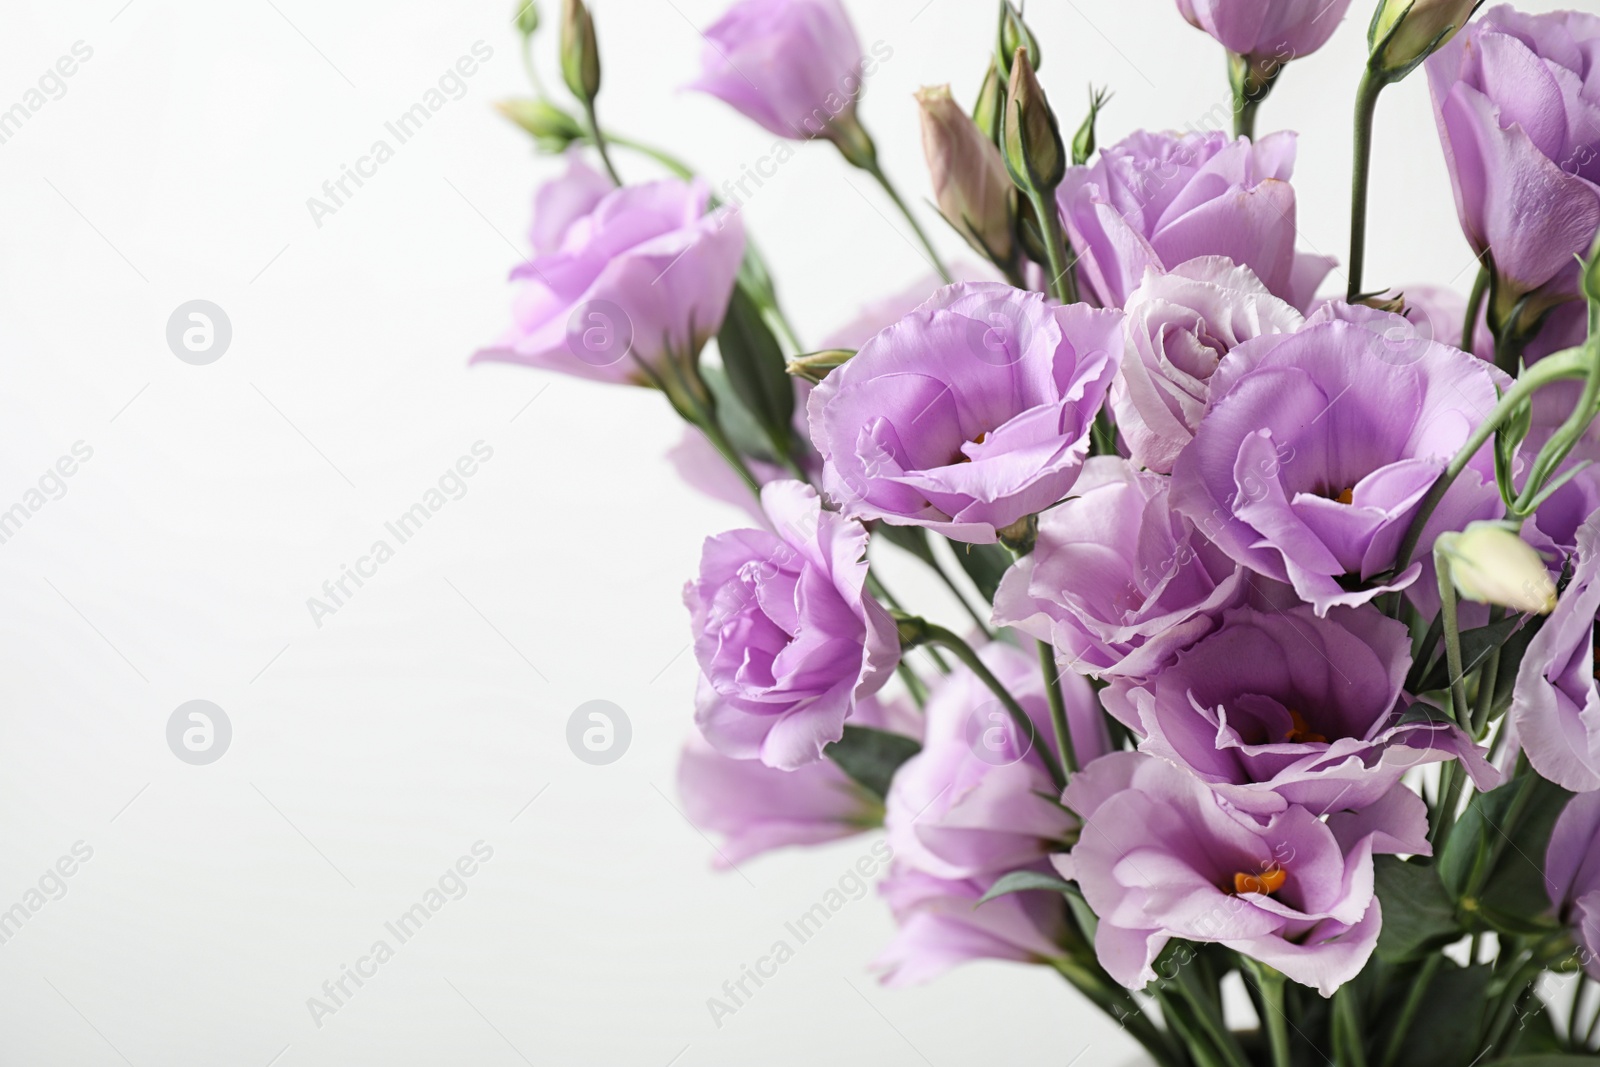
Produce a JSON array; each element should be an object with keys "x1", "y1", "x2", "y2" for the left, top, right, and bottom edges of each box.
[
  {"x1": 1233, "y1": 865, "x2": 1288, "y2": 896},
  {"x1": 1285, "y1": 709, "x2": 1328, "y2": 745}
]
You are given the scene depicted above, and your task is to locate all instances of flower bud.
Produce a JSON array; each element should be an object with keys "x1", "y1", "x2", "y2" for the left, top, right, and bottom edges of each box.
[
  {"x1": 917, "y1": 85, "x2": 1015, "y2": 265},
  {"x1": 1369, "y1": 0, "x2": 1483, "y2": 79},
  {"x1": 1002, "y1": 48, "x2": 1065, "y2": 194},
  {"x1": 1436, "y1": 522, "x2": 1557, "y2": 614},
  {"x1": 560, "y1": 0, "x2": 601, "y2": 102},
  {"x1": 997, "y1": 1, "x2": 1040, "y2": 75},
  {"x1": 496, "y1": 98, "x2": 585, "y2": 151},
  {"x1": 514, "y1": 0, "x2": 540, "y2": 38},
  {"x1": 973, "y1": 62, "x2": 1005, "y2": 144},
  {"x1": 787, "y1": 349, "x2": 856, "y2": 384},
  {"x1": 1072, "y1": 86, "x2": 1111, "y2": 167}
]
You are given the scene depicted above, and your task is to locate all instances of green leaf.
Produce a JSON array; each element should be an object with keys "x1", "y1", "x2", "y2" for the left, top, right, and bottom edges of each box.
[
  {"x1": 1479, "y1": 1057, "x2": 1600, "y2": 1066},
  {"x1": 717, "y1": 285, "x2": 794, "y2": 465},
  {"x1": 1413, "y1": 614, "x2": 1526, "y2": 692},
  {"x1": 1374, "y1": 961, "x2": 1493, "y2": 1067},
  {"x1": 823, "y1": 725, "x2": 920, "y2": 801},
  {"x1": 977, "y1": 869, "x2": 1073, "y2": 904},
  {"x1": 952, "y1": 540, "x2": 1013, "y2": 603},
  {"x1": 1439, "y1": 774, "x2": 1573, "y2": 935},
  {"x1": 1374, "y1": 857, "x2": 1461, "y2": 962},
  {"x1": 700, "y1": 365, "x2": 777, "y2": 463}
]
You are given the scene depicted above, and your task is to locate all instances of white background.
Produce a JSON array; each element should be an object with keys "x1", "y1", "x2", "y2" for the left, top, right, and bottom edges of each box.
[{"x1": 0, "y1": 0, "x2": 1584, "y2": 1064}]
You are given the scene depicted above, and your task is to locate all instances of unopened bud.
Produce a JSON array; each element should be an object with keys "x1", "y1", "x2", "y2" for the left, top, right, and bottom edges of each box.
[
  {"x1": 917, "y1": 85, "x2": 1015, "y2": 265},
  {"x1": 1437, "y1": 522, "x2": 1557, "y2": 615},
  {"x1": 496, "y1": 99, "x2": 585, "y2": 150},
  {"x1": 787, "y1": 349, "x2": 856, "y2": 384},
  {"x1": 560, "y1": 0, "x2": 601, "y2": 102},
  {"x1": 1072, "y1": 86, "x2": 1111, "y2": 167},
  {"x1": 514, "y1": 0, "x2": 540, "y2": 38},
  {"x1": 997, "y1": 1, "x2": 1040, "y2": 75},
  {"x1": 973, "y1": 62, "x2": 1005, "y2": 144},
  {"x1": 1369, "y1": 0, "x2": 1483, "y2": 79},
  {"x1": 1002, "y1": 48, "x2": 1065, "y2": 194}
]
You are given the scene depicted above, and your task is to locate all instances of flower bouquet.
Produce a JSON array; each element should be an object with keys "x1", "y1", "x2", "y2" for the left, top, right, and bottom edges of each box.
[{"x1": 479, "y1": 0, "x2": 1600, "y2": 1063}]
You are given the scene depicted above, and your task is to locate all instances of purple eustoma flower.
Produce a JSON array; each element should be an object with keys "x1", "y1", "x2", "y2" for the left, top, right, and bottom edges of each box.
[
  {"x1": 1057, "y1": 130, "x2": 1335, "y2": 312},
  {"x1": 678, "y1": 693, "x2": 918, "y2": 867},
  {"x1": 1170, "y1": 308, "x2": 1506, "y2": 614},
  {"x1": 1056, "y1": 753, "x2": 1392, "y2": 997},
  {"x1": 1114, "y1": 257, "x2": 1305, "y2": 475},
  {"x1": 874, "y1": 863, "x2": 1069, "y2": 987},
  {"x1": 475, "y1": 176, "x2": 745, "y2": 385},
  {"x1": 1175, "y1": 0, "x2": 1356, "y2": 63},
  {"x1": 1512, "y1": 511, "x2": 1600, "y2": 792},
  {"x1": 527, "y1": 151, "x2": 611, "y2": 256},
  {"x1": 993, "y1": 457, "x2": 1245, "y2": 680},
  {"x1": 885, "y1": 641, "x2": 1107, "y2": 881},
  {"x1": 1428, "y1": 7, "x2": 1600, "y2": 315},
  {"x1": 1103, "y1": 604, "x2": 1497, "y2": 816},
  {"x1": 686, "y1": 480, "x2": 900, "y2": 769},
  {"x1": 807, "y1": 282, "x2": 1124, "y2": 544},
  {"x1": 688, "y1": 0, "x2": 869, "y2": 140},
  {"x1": 1547, "y1": 790, "x2": 1600, "y2": 980}
]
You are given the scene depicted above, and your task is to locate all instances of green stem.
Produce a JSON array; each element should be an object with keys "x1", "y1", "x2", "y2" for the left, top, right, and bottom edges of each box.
[
  {"x1": 1472, "y1": 607, "x2": 1506, "y2": 737},
  {"x1": 1027, "y1": 187, "x2": 1079, "y2": 305},
  {"x1": 1571, "y1": 972, "x2": 1593, "y2": 1047},
  {"x1": 1235, "y1": 96, "x2": 1262, "y2": 141},
  {"x1": 1392, "y1": 345, "x2": 1595, "y2": 574},
  {"x1": 1347, "y1": 68, "x2": 1387, "y2": 302},
  {"x1": 895, "y1": 661, "x2": 929, "y2": 707},
  {"x1": 1038, "y1": 641, "x2": 1079, "y2": 777},
  {"x1": 1494, "y1": 319, "x2": 1535, "y2": 377},
  {"x1": 1466, "y1": 768, "x2": 1537, "y2": 902},
  {"x1": 691, "y1": 406, "x2": 761, "y2": 494},
  {"x1": 1333, "y1": 986, "x2": 1371, "y2": 1067},
  {"x1": 1167, "y1": 960, "x2": 1250, "y2": 1067},
  {"x1": 1378, "y1": 956, "x2": 1443, "y2": 1067},
  {"x1": 1241, "y1": 959, "x2": 1292, "y2": 1067},
  {"x1": 1050, "y1": 962, "x2": 1184, "y2": 1067},
  {"x1": 927, "y1": 554, "x2": 993, "y2": 638},
  {"x1": 1156, "y1": 985, "x2": 1240, "y2": 1067},
  {"x1": 864, "y1": 159, "x2": 953, "y2": 285},
  {"x1": 916, "y1": 619, "x2": 1066, "y2": 791},
  {"x1": 581, "y1": 99, "x2": 623, "y2": 186},
  {"x1": 640, "y1": 355, "x2": 763, "y2": 495},
  {"x1": 1435, "y1": 551, "x2": 1471, "y2": 730},
  {"x1": 1483, "y1": 953, "x2": 1547, "y2": 1056},
  {"x1": 1431, "y1": 761, "x2": 1465, "y2": 852},
  {"x1": 1586, "y1": 981, "x2": 1600, "y2": 1048},
  {"x1": 604, "y1": 134, "x2": 694, "y2": 178},
  {"x1": 1515, "y1": 334, "x2": 1600, "y2": 514},
  {"x1": 867, "y1": 574, "x2": 949, "y2": 674},
  {"x1": 1462, "y1": 265, "x2": 1489, "y2": 357}
]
